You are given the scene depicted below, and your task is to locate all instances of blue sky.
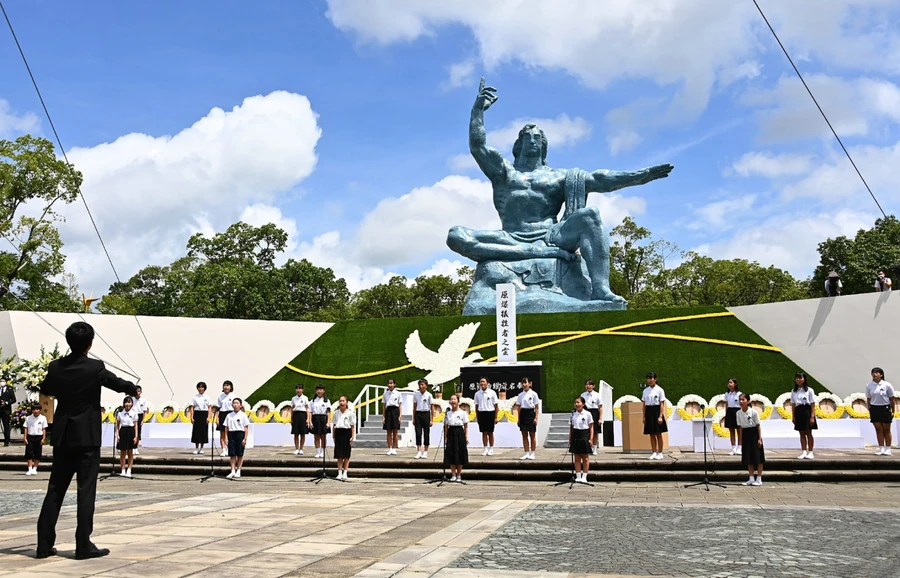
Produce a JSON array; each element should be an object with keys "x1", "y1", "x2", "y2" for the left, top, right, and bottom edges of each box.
[{"x1": 2, "y1": 0, "x2": 899, "y2": 293}]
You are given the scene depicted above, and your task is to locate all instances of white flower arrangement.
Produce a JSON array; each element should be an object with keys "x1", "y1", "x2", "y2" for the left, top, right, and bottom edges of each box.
[
  {"x1": 710, "y1": 408, "x2": 729, "y2": 438},
  {"x1": 155, "y1": 400, "x2": 180, "y2": 423},
  {"x1": 274, "y1": 400, "x2": 293, "y2": 423},
  {"x1": 843, "y1": 393, "x2": 869, "y2": 418},
  {"x1": 749, "y1": 394, "x2": 773, "y2": 420},
  {"x1": 613, "y1": 395, "x2": 641, "y2": 420},
  {"x1": 774, "y1": 392, "x2": 793, "y2": 419},
  {"x1": 814, "y1": 392, "x2": 845, "y2": 419},
  {"x1": 675, "y1": 395, "x2": 708, "y2": 421},
  {"x1": 141, "y1": 400, "x2": 155, "y2": 421},
  {"x1": 706, "y1": 394, "x2": 726, "y2": 416},
  {"x1": 250, "y1": 400, "x2": 276, "y2": 423}
]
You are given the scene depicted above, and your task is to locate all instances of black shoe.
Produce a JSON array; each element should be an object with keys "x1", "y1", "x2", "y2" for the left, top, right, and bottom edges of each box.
[
  {"x1": 74, "y1": 547, "x2": 110, "y2": 560},
  {"x1": 35, "y1": 547, "x2": 57, "y2": 559}
]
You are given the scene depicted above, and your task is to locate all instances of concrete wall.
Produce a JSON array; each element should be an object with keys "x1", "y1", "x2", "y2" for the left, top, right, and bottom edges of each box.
[
  {"x1": 729, "y1": 291, "x2": 898, "y2": 398},
  {"x1": 0, "y1": 312, "x2": 333, "y2": 408}
]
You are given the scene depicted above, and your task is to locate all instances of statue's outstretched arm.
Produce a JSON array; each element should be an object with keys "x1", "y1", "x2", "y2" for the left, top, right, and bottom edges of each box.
[
  {"x1": 469, "y1": 78, "x2": 506, "y2": 182},
  {"x1": 585, "y1": 164, "x2": 674, "y2": 193}
]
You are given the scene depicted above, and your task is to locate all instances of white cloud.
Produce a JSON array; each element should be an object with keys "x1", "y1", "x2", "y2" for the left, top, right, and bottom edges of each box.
[
  {"x1": 239, "y1": 203, "x2": 300, "y2": 255},
  {"x1": 607, "y1": 129, "x2": 642, "y2": 156},
  {"x1": 447, "y1": 153, "x2": 478, "y2": 171},
  {"x1": 690, "y1": 195, "x2": 756, "y2": 230},
  {"x1": 0, "y1": 99, "x2": 39, "y2": 136},
  {"x1": 731, "y1": 152, "x2": 814, "y2": 178},
  {"x1": 486, "y1": 114, "x2": 591, "y2": 152},
  {"x1": 417, "y1": 258, "x2": 467, "y2": 279},
  {"x1": 60, "y1": 91, "x2": 322, "y2": 293},
  {"x1": 694, "y1": 208, "x2": 876, "y2": 276},
  {"x1": 294, "y1": 231, "x2": 395, "y2": 293},
  {"x1": 442, "y1": 60, "x2": 477, "y2": 91}
]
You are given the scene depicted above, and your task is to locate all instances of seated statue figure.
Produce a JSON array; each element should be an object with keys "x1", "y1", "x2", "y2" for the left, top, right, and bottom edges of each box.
[{"x1": 447, "y1": 78, "x2": 674, "y2": 315}]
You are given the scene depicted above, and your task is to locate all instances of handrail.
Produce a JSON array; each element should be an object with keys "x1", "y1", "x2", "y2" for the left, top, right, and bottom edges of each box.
[{"x1": 352, "y1": 384, "x2": 387, "y2": 428}]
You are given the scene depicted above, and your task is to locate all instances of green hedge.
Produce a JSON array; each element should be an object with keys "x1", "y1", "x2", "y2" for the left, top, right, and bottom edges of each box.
[{"x1": 247, "y1": 306, "x2": 824, "y2": 412}]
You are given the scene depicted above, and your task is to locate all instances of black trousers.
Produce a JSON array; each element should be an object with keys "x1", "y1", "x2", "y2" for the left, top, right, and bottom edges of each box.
[
  {"x1": 37, "y1": 446, "x2": 101, "y2": 552},
  {"x1": 0, "y1": 407, "x2": 10, "y2": 444},
  {"x1": 414, "y1": 411, "x2": 431, "y2": 447}
]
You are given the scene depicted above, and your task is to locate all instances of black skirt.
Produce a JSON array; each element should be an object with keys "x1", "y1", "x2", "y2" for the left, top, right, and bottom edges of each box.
[
  {"x1": 311, "y1": 413, "x2": 329, "y2": 435},
  {"x1": 383, "y1": 406, "x2": 401, "y2": 430},
  {"x1": 724, "y1": 407, "x2": 740, "y2": 430},
  {"x1": 292, "y1": 411, "x2": 309, "y2": 435},
  {"x1": 333, "y1": 428, "x2": 352, "y2": 459},
  {"x1": 570, "y1": 428, "x2": 591, "y2": 455},
  {"x1": 518, "y1": 408, "x2": 536, "y2": 432},
  {"x1": 792, "y1": 404, "x2": 818, "y2": 431},
  {"x1": 643, "y1": 405, "x2": 668, "y2": 435},
  {"x1": 192, "y1": 410, "x2": 209, "y2": 444},
  {"x1": 117, "y1": 426, "x2": 136, "y2": 451},
  {"x1": 741, "y1": 425, "x2": 765, "y2": 465},
  {"x1": 870, "y1": 404, "x2": 893, "y2": 424},
  {"x1": 217, "y1": 410, "x2": 231, "y2": 432},
  {"x1": 444, "y1": 425, "x2": 468, "y2": 466},
  {"x1": 476, "y1": 410, "x2": 496, "y2": 433}
]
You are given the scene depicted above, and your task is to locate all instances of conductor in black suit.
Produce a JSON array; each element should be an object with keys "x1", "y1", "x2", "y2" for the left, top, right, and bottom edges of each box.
[
  {"x1": 0, "y1": 376, "x2": 15, "y2": 446},
  {"x1": 36, "y1": 321, "x2": 137, "y2": 560}
]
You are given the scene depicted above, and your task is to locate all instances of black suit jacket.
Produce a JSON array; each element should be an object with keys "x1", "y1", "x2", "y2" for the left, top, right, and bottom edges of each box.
[
  {"x1": 0, "y1": 385, "x2": 14, "y2": 412},
  {"x1": 39, "y1": 354, "x2": 138, "y2": 447}
]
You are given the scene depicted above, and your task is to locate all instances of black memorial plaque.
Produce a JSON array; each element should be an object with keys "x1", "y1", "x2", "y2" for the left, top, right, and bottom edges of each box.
[{"x1": 458, "y1": 364, "x2": 542, "y2": 401}]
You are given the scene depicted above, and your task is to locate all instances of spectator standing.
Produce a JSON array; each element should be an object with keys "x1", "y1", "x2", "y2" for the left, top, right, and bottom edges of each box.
[
  {"x1": 874, "y1": 269, "x2": 892, "y2": 292},
  {"x1": 824, "y1": 271, "x2": 842, "y2": 297}
]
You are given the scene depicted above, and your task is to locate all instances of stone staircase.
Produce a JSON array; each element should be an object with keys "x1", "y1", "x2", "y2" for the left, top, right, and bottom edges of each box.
[
  {"x1": 543, "y1": 413, "x2": 571, "y2": 448},
  {"x1": 355, "y1": 416, "x2": 412, "y2": 448}
]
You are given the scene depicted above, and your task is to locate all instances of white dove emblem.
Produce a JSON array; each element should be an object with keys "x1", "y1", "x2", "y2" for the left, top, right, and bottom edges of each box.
[{"x1": 405, "y1": 322, "x2": 483, "y2": 387}]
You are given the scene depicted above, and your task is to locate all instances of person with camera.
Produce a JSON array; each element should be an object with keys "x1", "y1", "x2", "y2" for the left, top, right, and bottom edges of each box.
[{"x1": 874, "y1": 269, "x2": 892, "y2": 292}]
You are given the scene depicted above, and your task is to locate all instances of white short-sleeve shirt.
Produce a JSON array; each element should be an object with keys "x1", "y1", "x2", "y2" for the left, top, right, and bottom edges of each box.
[
  {"x1": 310, "y1": 396, "x2": 331, "y2": 415},
  {"x1": 192, "y1": 393, "x2": 211, "y2": 411},
  {"x1": 642, "y1": 385, "x2": 666, "y2": 406},
  {"x1": 225, "y1": 411, "x2": 250, "y2": 431},
  {"x1": 291, "y1": 394, "x2": 309, "y2": 412},
  {"x1": 724, "y1": 391, "x2": 740, "y2": 408},
  {"x1": 332, "y1": 408, "x2": 357, "y2": 429},
  {"x1": 474, "y1": 388, "x2": 498, "y2": 412},
  {"x1": 581, "y1": 390, "x2": 602, "y2": 409},
  {"x1": 571, "y1": 409, "x2": 593, "y2": 430},
  {"x1": 874, "y1": 277, "x2": 892, "y2": 291},
  {"x1": 446, "y1": 408, "x2": 469, "y2": 426},
  {"x1": 791, "y1": 388, "x2": 815, "y2": 406},
  {"x1": 132, "y1": 397, "x2": 146, "y2": 414},
  {"x1": 117, "y1": 408, "x2": 138, "y2": 427},
  {"x1": 25, "y1": 414, "x2": 48, "y2": 436},
  {"x1": 516, "y1": 390, "x2": 540, "y2": 410},
  {"x1": 736, "y1": 407, "x2": 760, "y2": 429},
  {"x1": 413, "y1": 391, "x2": 433, "y2": 412},
  {"x1": 866, "y1": 380, "x2": 896, "y2": 406},
  {"x1": 383, "y1": 389, "x2": 402, "y2": 408},
  {"x1": 217, "y1": 392, "x2": 235, "y2": 411}
]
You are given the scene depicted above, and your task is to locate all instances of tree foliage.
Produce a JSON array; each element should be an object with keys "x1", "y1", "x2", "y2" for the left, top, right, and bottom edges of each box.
[
  {"x1": 351, "y1": 266, "x2": 473, "y2": 319},
  {"x1": 811, "y1": 216, "x2": 900, "y2": 295},
  {"x1": 0, "y1": 135, "x2": 82, "y2": 312}
]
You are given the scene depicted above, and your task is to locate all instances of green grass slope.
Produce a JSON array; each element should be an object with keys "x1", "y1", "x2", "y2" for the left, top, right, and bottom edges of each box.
[{"x1": 248, "y1": 306, "x2": 825, "y2": 412}]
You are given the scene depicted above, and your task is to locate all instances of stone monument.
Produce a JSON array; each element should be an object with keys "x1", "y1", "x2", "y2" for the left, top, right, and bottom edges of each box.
[{"x1": 447, "y1": 78, "x2": 674, "y2": 315}]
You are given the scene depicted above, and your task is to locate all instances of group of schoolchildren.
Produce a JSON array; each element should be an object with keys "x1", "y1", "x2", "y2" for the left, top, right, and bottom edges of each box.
[{"x1": 20, "y1": 368, "x2": 894, "y2": 485}]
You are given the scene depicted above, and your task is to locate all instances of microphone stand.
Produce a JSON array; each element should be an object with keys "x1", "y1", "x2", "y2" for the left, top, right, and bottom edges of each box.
[
  {"x1": 199, "y1": 413, "x2": 230, "y2": 483},
  {"x1": 425, "y1": 418, "x2": 458, "y2": 485},
  {"x1": 684, "y1": 405, "x2": 725, "y2": 491},
  {"x1": 308, "y1": 420, "x2": 339, "y2": 483},
  {"x1": 97, "y1": 423, "x2": 120, "y2": 481}
]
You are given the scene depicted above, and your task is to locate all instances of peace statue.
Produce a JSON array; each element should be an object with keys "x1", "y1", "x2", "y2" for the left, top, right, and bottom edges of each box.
[{"x1": 447, "y1": 78, "x2": 674, "y2": 315}]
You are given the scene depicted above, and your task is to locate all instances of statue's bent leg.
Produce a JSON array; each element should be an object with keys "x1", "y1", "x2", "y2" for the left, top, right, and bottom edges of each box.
[
  {"x1": 448, "y1": 226, "x2": 570, "y2": 263},
  {"x1": 553, "y1": 207, "x2": 624, "y2": 302}
]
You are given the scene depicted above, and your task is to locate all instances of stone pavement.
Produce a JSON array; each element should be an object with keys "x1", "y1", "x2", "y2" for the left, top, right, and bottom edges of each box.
[{"x1": 1, "y1": 473, "x2": 899, "y2": 577}]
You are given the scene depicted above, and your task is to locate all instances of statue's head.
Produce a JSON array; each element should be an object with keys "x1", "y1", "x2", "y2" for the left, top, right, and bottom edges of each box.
[{"x1": 512, "y1": 123, "x2": 548, "y2": 166}]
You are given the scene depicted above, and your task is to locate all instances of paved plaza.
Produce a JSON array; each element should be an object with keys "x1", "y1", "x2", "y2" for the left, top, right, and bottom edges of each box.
[{"x1": 1, "y1": 470, "x2": 899, "y2": 578}]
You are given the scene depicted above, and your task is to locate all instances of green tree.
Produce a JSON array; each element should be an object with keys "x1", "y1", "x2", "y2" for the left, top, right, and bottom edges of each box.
[
  {"x1": 351, "y1": 267, "x2": 473, "y2": 318},
  {"x1": 0, "y1": 135, "x2": 82, "y2": 312},
  {"x1": 609, "y1": 216, "x2": 678, "y2": 299},
  {"x1": 811, "y1": 216, "x2": 900, "y2": 295}
]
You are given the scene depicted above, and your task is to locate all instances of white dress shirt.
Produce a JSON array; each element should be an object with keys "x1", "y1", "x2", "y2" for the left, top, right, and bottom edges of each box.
[
  {"x1": 132, "y1": 397, "x2": 146, "y2": 414},
  {"x1": 225, "y1": 411, "x2": 250, "y2": 431},
  {"x1": 866, "y1": 380, "x2": 896, "y2": 406},
  {"x1": 117, "y1": 408, "x2": 138, "y2": 427},
  {"x1": 580, "y1": 390, "x2": 602, "y2": 409},
  {"x1": 25, "y1": 414, "x2": 48, "y2": 436},
  {"x1": 736, "y1": 407, "x2": 760, "y2": 428},
  {"x1": 791, "y1": 388, "x2": 815, "y2": 406},
  {"x1": 413, "y1": 391, "x2": 433, "y2": 412},
  {"x1": 724, "y1": 391, "x2": 741, "y2": 408},
  {"x1": 571, "y1": 410, "x2": 593, "y2": 430},
  {"x1": 192, "y1": 393, "x2": 211, "y2": 411},
  {"x1": 332, "y1": 409, "x2": 357, "y2": 429},
  {"x1": 291, "y1": 394, "x2": 310, "y2": 412},
  {"x1": 474, "y1": 388, "x2": 498, "y2": 412},
  {"x1": 216, "y1": 392, "x2": 235, "y2": 411},
  {"x1": 516, "y1": 390, "x2": 540, "y2": 410},
  {"x1": 642, "y1": 385, "x2": 666, "y2": 406},
  {"x1": 310, "y1": 396, "x2": 331, "y2": 415},
  {"x1": 383, "y1": 389, "x2": 402, "y2": 407},
  {"x1": 446, "y1": 409, "x2": 468, "y2": 426}
]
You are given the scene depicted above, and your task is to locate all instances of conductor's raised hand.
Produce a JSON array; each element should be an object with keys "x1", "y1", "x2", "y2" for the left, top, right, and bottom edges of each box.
[{"x1": 474, "y1": 77, "x2": 498, "y2": 111}]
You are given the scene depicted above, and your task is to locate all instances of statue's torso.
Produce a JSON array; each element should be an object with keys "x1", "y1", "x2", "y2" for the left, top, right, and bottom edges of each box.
[{"x1": 495, "y1": 166, "x2": 566, "y2": 233}]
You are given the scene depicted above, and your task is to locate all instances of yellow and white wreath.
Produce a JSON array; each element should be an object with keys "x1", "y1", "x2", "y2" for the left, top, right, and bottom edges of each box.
[
  {"x1": 676, "y1": 395, "x2": 708, "y2": 421},
  {"x1": 250, "y1": 400, "x2": 276, "y2": 423},
  {"x1": 711, "y1": 409, "x2": 729, "y2": 438},
  {"x1": 774, "y1": 392, "x2": 793, "y2": 420},
  {"x1": 613, "y1": 395, "x2": 641, "y2": 420},
  {"x1": 814, "y1": 392, "x2": 845, "y2": 419},
  {"x1": 706, "y1": 394, "x2": 726, "y2": 416},
  {"x1": 155, "y1": 402, "x2": 180, "y2": 423},
  {"x1": 273, "y1": 400, "x2": 293, "y2": 423},
  {"x1": 749, "y1": 394, "x2": 773, "y2": 420},
  {"x1": 843, "y1": 393, "x2": 869, "y2": 418}
]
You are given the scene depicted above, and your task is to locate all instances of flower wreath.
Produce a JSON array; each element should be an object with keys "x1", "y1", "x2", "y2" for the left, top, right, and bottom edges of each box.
[
  {"x1": 102, "y1": 409, "x2": 115, "y2": 423},
  {"x1": 613, "y1": 395, "x2": 641, "y2": 420},
  {"x1": 814, "y1": 392, "x2": 845, "y2": 419},
  {"x1": 178, "y1": 401, "x2": 194, "y2": 423},
  {"x1": 273, "y1": 400, "x2": 293, "y2": 423},
  {"x1": 893, "y1": 391, "x2": 900, "y2": 419},
  {"x1": 710, "y1": 409, "x2": 729, "y2": 438},
  {"x1": 250, "y1": 400, "x2": 276, "y2": 423},
  {"x1": 706, "y1": 394, "x2": 726, "y2": 416},
  {"x1": 142, "y1": 400, "x2": 155, "y2": 422},
  {"x1": 749, "y1": 394, "x2": 773, "y2": 420},
  {"x1": 155, "y1": 402, "x2": 180, "y2": 423},
  {"x1": 774, "y1": 392, "x2": 793, "y2": 420},
  {"x1": 842, "y1": 393, "x2": 869, "y2": 418},
  {"x1": 676, "y1": 395, "x2": 708, "y2": 421}
]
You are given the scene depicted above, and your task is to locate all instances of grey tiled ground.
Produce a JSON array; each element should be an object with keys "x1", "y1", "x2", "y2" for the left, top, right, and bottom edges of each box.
[
  {"x1": 0, "y1": 490, "x2": 129, "y2": 517},
  {"x1": 450, "y1": 503, "x2": 900, "y2": 578}
]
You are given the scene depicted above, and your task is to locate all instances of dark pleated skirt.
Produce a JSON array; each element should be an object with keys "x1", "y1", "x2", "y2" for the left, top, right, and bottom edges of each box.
[
  {"x1": 643, "y1": 405, "x2": 668, "y2": 434},
  {"x1": 192, "y1": 410, "x2": 209, "y2": 444},
  {"x1": 117, "y1": 426, "x2": 136, "y2": 451},
  {"x1": 333, "y1": 428, "x2": 352, "y2": 459},
  {"x1": 217, "y1": 410, "x2": 231, "y2": 432},
  {"x1": 587, "y1": 408, "x2": 601, "y2": 433},
  {"x1": 570, "y1": 428, "x2": 591, "y2": 455},
  {"x1": 292, "y1": 411, "x2": 309, "y2": 435},
  {"x1": 383, "y1": 406, "x2": 401, "y2": 430},
  {"x1": 741, "y1": 426, "x2": 765, "y2": 466},
  {"x1": 792, "y1": 404, "x2": 818, "y2": 431},
  {"x1": 518, "y1": 408, "x2": 536, "y2": 432},
  {"x1": 311, "y1": 414, "x2": 329, "y2": 435},
  {"x1": 443, "y1": 425, "x2": 468, "y2": 466},
  {"x1": 724, "y1": 407, "x2": 740, "y2": 430}
]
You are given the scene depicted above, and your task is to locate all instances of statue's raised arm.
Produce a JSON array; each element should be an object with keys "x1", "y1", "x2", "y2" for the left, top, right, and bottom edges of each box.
[
  {"x1": 585, "y1": 164, "x2": 674, "y2": 193},
  {"x1": 469, "y1": 77, "x2": 506, "y2": 182}
]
